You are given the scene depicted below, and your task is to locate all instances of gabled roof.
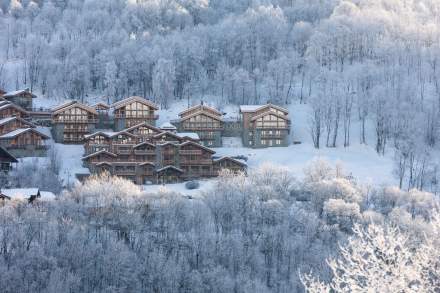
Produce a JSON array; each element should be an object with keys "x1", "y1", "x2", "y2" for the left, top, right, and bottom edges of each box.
[
  {"x1": 155, "y1": 165, "x2": 183, "y2": 174},
  {"x1": 180, "y1": 141, "x2": 216, "y2": 153},
  {"x1": 176, "y1": 132, "x2": 200, "y2": 140},
  {"x1": 0, "y1": 188, "x2": 40, "y2": 200},
  {"x1": 3, "y1": 89, "x2": 36, "y2": 98},
  {"x1": 52, "y1": 101, "x2": 98, "y2": 115},
  {"x1": 111, "y1": 96, "x2": 158, "y2": 110},
  {"x1": 0, "y1": 146, "x2": 18, "y2": 163},
  {"x1": 0, "y1": 101, "x2": 27, "y2": 114},
  {"x1": 153, "y1": 131, "x2": 184, "y2": 141},
  {"x1": 125, "y1": 122, "x2": 162, "y2": 133},
  {"x1": 179, "y1": 104, "x2": 222, "y2": 117},
  {"x1": 0, "y1": 128, "x2": 49, "y2": 139},
  {"x1": 250, "y1": 110, "x2": 290, "y2": 122},
  {"x1": 96, "y1": 162, "x2": 113, "y2": 167},
  {"x1": 0, "y1": 116, "x2": 36, "y2": 128},
  {"x1": 82, "y1": 150, "x2": 117, "y2": 160},
  {"x1": 51, "y1": 100, "x2": 77, "y2": 112},
  {"x1": 84, "y1": 130, "x2": 137, "y2": 140},
  {"x1": 93, "y1": 102, "x2": 110, "y2": 109},
  {"x1": 213, "y1": 156, "x2": 247, "y2": 167},
  {"x1": 240, "y1": 104, "x2": 289, "y2": 114},
  {"x1": 160, "y1": 122, "x2": 177, "y2": 130},
  {"x1": 133, "y1": 141, "x2": 156, "y2": 149},
  {"x1": 179, "y1": 110, "x2": 223, "y2": 122}
]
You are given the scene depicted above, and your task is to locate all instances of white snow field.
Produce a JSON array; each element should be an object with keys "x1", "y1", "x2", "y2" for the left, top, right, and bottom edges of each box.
[{"x1": 28, "y1": 97, "x2": 396, "y2": 191}]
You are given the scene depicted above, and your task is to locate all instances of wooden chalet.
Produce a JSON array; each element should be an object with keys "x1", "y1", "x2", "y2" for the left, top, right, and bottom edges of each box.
[
  {"x1": 0, "y1": 146, "x2": 18, "y2": 174},
  {"x1": 177, "y1": 104, "x2": 223, "y2": 147},
  {"x1": 52, "y1": 101, "x2": 98, "y2": 143},
  {"x1": 0, "y1": 101, "x2": 28, "y2": 119},
  {"x1": 239, "y1": 104, "x2": 290, "y2": 148},
  {"x1": 93, "y1": 102, "x2": 111, "y2": 129},
  {"x1": 0, "y1": 116, "x2": 36, "y2": 135},
  {"x1": 0, "y1": 128, "x2": 49, "y2": 157},
  {"x1": 82, "y1": 124, "x2": 246, "y2": 184},
  {"x1": 111, "y1": 96, "x2": 159, "y2": 131},
  {"x1": 2, "y1": 89, "x2": 36, "y2": 110}
]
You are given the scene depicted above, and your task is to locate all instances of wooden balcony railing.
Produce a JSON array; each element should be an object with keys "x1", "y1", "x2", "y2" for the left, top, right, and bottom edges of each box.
[
  {"x1": 64, "y1": 128, "x2": 90, "y2": 133},
  {"x1": 134, "y1": 150, "x2": 156, "y2": 155},
  {"x1": 182, "y1": 123, "x2": 223, "y2": 130},
  {"x1": 114, "y1": 114, "x2": 159, "y2": 120},
  {"x1": 54, "y1": 119, "x2": 98, "y2": 124},
  {"x1": 180, "y1": 159, "x2": 213, "y2": 165},
  {"x1": 6, "y1": 144, "x2": 48, "y2": 150},
  {"x1": 180, "y1": 150, "x2": 202, "y2": 155}
]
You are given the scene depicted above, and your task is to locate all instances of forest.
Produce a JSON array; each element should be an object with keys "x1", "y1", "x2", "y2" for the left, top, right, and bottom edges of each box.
[
  {"x1": 1, "y1": 162, "x2": 439, "y2": 292},
  {"x1": 1, "y1": 1, "x2": 440, "y2": 291},
  {"x1": 1, "y1": 0, "x2": 440, "y2": 192}
]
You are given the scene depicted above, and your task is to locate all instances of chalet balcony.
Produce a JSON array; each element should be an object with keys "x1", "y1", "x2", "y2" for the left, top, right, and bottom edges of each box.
[
  {"x1": 182, "y1": 123, "x2": 223, "y2": 130},
  {"x1": 54, "y1": 119, "x2": 98, "y2": 124},
  {"x1": 6, "y1": 144, "x2": 48, "y2": 150},
  {"x1": 64, "y1": 128, "x2": 90, "y2": 133},
  {"x1": 116, "y1": 148, "x2": 132, "y2": 155},
  {"x1": 114, "y1": 114, "x2": 159, "y2": 120},
  {"x1": 114, "y1": 170, "x2": 137, "y2": 176},
  {"x1": 134, "y1": 150, "x2": 156, "y2": 155},
  {"x1": 179, "y1": 150, "x2": 203, "y2": 155},
  {"x1": 180, "y1": 159, "x2": 213, "y2": 165},
  {"x1": 260, "y1": 133, "x2": 285, "y2": 138},
  {"x1": 254, "y1": 125, "x2": 290, "y2": 130}
]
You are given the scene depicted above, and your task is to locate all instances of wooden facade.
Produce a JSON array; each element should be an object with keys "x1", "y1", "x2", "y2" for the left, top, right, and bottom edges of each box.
[
  {"x1": 112, "y1": 96, "x2": 159, "y2": 131},
  {"x1": 82, "y1": 124, "x2": 246, "y2": 184},
  {"x1": 177, "y1": 104, "x2": 224, "y2": 147},
  {"x1": 52, "y1": 102, "x2": 98, "y2": 143},
  {"x1": 2, "y1": 89, "x2": 36, "y2": 110},
  {"x1": 0, "y1": 101, "x2": 28, "y2": 119},
  {"x1": 240, "y1": 104, "x2": 290, "y2": 148},
  {"x1": 0, "y1": 146, "x2": 18, "y2": 174},
  {"x1": 0, "y1": 128, "x2": 49, "y2": 157},
  {"x1": 0, "y1": 117, "x2": 35, "y2": 135}
]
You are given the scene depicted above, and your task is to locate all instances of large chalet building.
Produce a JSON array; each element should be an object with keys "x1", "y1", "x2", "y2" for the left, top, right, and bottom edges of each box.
[
  {"x1": 174, "y1": 104, "x2": 224, "y2": 147},
  {"x1": 112, "y1": 96, "x2": 159, "y2": 131},
  {"x1": 0, "y1": 116, "x2": 49, "y2": 157},
  {"x1": 0, "y1": 88, "x2": 36, "y2": 111},
  {"x1": 82, "y1": 122, "x2": 246, "y2": 184},
  {"x1": 0, "y1": 100, "x2": 28, "y2": 119},
  {"x1": 52, "y1": 101, "x2": 98, "y2": 143},
  {"x1": 240, "y1": 104, "x2": 290, "y2": 148}
]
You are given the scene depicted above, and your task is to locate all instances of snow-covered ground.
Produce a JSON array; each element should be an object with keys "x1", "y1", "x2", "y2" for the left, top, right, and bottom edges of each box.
[{"x1": 26, "y1": 97, "x2": 397, "y2": 192}]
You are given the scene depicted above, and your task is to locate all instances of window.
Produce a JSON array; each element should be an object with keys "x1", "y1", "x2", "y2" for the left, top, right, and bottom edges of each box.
[{"x1": 276, "y1": 139, "x2": 281, "y2": 145}]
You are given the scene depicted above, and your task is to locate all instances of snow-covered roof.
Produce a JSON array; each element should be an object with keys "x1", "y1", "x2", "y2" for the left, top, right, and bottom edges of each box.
[
  {"x1": 111, "y1": 96, "x2": 158, "y2": 110},
  {"x1": 176, "y1": 132, "x2": 200, "y2": 140},
  {"x1": 0, "y1": 116, "x2": 35, "y2": 127},
  {"x1": 239, "y1": 105, "x2": 264, "y2": 112},
  {"x1": 213, "y1": 156, "x2": 247, "y2": 166},
  {"x1": 51, "y1": 100, "x2": 77, "y2": 112},
  {"x1": 39, "y1": 191, "x2": 56, "y2": 201},
  {"x1": 0, "y1": 101, "x2": 26, "y2": 112},
  {"x1": 155, "y1": 165, "x2": 183, "y2": 173},
  {"x1": 1, "y1": 188, "x2": 39, "y2": 200},
  {"x1": 0, "y1": 117, "x2": 17, "y2": 125},
  {"x1": 0, "y1": 128, "x2": 49, "y2": 139},
  {"x1": 3, "y1": 89, "x2": 36, "y2": 98},
  {"x1": 160, "y1": 122, "x2": 177, "y2": 130}
]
